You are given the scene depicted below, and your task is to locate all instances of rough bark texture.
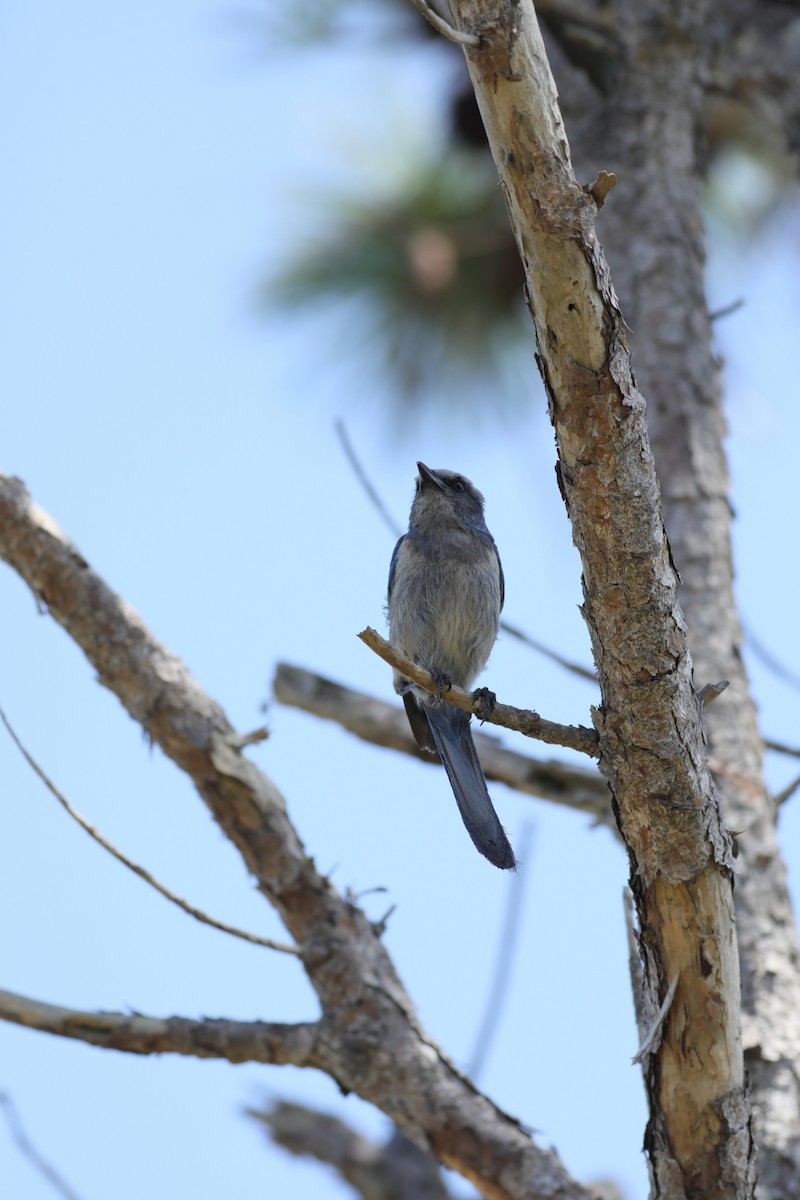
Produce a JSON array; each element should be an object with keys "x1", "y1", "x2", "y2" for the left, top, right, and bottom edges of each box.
[
  {"x1": 450, "y1": 1, "x2": 756, "y2": 1195},
  {"x1": 0, "y1": 988, "x2": 320, "y2": 1064},
  {"x1": 5, "y1": 1, "x2": 800, "y2": 1195},
  {"x1": 0, "y1": 473, "x2": 591, "y2": 1200},
  {"x1": 248, "y1": 1104, "x2": 451, "y2": 1200},
  {"x1": 540, "y1": 2, "x2": 800, "y2": 1195}
]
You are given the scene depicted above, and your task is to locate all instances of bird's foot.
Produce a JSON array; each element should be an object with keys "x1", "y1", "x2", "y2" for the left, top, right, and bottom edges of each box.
[
  {"x1": 472, "y1": 687, "x2": 497, "y2": 722},
  {"x1": 429, "y1": 667, "x2": 452, "y2": 704}
]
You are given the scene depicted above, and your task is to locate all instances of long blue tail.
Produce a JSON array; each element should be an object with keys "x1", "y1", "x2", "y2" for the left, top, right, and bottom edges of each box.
[{"x1": 425, "y1": 704, "x2": 516, "y2": 870}]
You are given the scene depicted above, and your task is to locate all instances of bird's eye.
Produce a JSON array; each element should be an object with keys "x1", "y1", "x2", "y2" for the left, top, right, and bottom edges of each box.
[{"x1": 453, "y1": 479, "x2": 465, "y2": 493}]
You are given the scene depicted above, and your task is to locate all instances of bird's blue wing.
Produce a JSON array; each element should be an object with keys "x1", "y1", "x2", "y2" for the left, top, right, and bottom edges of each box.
[
  {"x1": 387, "y1": 534, "x2": 406, "y2": 601},
  {"x1": 494, "y1": 541, "x2": 505, "y2": 612}
]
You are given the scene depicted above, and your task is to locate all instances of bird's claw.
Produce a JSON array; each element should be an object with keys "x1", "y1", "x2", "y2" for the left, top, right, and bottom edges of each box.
[
  {"x1": 429, "y1": 667, "x2": 452, "y2": 704},
  {"x1": 472, "y1": 687, "x2": 497, "y2": 722}
]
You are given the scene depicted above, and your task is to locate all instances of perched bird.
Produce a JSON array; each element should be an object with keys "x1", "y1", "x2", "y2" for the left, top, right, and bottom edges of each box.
[{"x1": 387, "y1": 463, "x2": 516, "y2": 869}]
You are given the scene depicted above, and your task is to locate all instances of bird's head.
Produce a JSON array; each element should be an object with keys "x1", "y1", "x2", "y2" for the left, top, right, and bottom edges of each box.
[{"x1": 410, "y1": 462, "x2": 488, "y2": 533}]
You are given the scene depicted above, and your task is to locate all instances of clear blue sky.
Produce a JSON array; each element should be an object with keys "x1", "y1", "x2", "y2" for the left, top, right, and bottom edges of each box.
[{"x1": 2, "y1": 5, "x2": 799, "y2": 1199}]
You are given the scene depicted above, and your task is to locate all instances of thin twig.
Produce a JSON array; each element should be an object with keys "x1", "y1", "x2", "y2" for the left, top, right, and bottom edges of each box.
[
  {"x1": 772, "y1": 772, "x2": 800, "y2": 808},
  {"x1": 500, "y1": 620, "x2": 597, "y2": 684},
  {"x1": 224, "y1": 726, "x2": 269, "y2": 749},
  {"x1": 709, "y1": 298, "x2": 744, "y2": 322},
  {"x1": 764, "y1": 738, "x2": 800, "y2": 760},
  {"x1": 0, "y1": 1092, "x2": 83, "y2": 1200},
  {"x1": 0, "y1": 705, "x2": 298, "y2": 956},
  {"x1": 408, "y1": 0, "x2": 480, "y2": 45},
  {"x1": 334, "y1": 420, "x2": 402, "y2": 539},
  {"x1": 468, "y1": 821, "x2": 536, "y2": 1081},
  {"x1": 358, "y1": 627, "x2": 599, "y2": 758},
  {"x1": 698, "y1": 680, "x2": 729, "y2": 706},
  {"x1": 584, "y1": 170, "x2": 617, "y2": 208}
]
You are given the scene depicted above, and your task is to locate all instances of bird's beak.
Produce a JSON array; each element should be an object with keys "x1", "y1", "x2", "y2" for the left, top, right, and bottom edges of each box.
[{"x1": 417, "y1": 462, "x2": 445, "y2": 491}]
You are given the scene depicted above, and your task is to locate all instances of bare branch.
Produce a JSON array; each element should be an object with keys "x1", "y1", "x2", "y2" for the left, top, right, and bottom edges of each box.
[
  {"x1": 698, "y1": 680, "x2": 730, "y2": 706},
  {"x1": 225, "y1": 726, "x2": 269, "y2": 750},
  {"x1": 273, "y1": 663, "x2": 615, "y2": 826},
  {"x1": 334, "y1": 419, "x2": 402, "y2": 539},
  {"x1": 499, "y1": 619, "x2": 597, "y2": 683},
  {"x1": 0, "y1": 473, "x2": 592, "y2": 1200},
  {"x1": 247, "y1": 1102, "x2": 450, "y2": 1200},
  {"x1": 709, "y1": 298, "x2": 745, "y2": 323},
  {"x1": 0, "y1": 1092, "x2": 83, "y2": 1200},
  {"x1": 0, "y1": 988, "x2": 319, "y2": 1065},
  {"x1": 773, "y1": 773, "x2": 800, "y2": 808},
  {"x1": 358, "y1": 627, "x2": 599, "y2": 758},
  {"x1": 0, "y1": 704, "x2": 298, "y2": 956},
  {"x1": 765, "y1": 739, "x2": 800, "y2": 760},
  {"x1": 584, "y1": 169, "x2": 617, "y2": 208}
]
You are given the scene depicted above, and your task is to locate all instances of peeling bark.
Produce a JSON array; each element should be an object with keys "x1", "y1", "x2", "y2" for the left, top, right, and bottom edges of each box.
[
  {"x1": 542, "y1": 1, "x2": 800, "y2": 1193},
  {"x1": 450, "y1": 1, "x2": 756, "y2": 1194}
]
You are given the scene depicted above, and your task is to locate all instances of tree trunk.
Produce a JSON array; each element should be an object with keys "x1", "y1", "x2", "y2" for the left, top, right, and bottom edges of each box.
[
  {"x1": 450, "y1": 0, "x2": 768, "y2": 1194},
  {"x1": 545, "y1": 2, "x2": 800, "y2": 1193}
]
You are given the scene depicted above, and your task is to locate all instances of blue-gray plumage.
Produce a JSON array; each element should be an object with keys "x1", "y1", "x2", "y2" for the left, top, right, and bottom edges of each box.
[{"x1": 387, "y1": 463, "x2": 516, "y2": 870}]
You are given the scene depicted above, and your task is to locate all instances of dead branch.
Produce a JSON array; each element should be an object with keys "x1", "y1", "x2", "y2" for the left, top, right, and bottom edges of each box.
[
  {"x1": 273, "y1": 663, "x2": 615, "y2": 826},
  {"x1": 0, "y1": 988, "x2": 318, "y2": 1064},
  {"x1": 0, "y1": 471, "x2": 591, "y2": 1200},
  {"x1": 358, "y1": 627, "x2": 599, "y2": 758},
  {"x1": 0, "y1": 705, "x2": 298, "y2": 955},
  {"x1": 0, "y1": 1091, "x2": 83, "y2": 1200},
  {"x1": 247, "y1": 1102, "x2": 450, "y2": 1200}
]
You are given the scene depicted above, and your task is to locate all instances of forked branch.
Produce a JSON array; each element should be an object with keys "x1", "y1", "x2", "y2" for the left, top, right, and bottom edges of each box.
[{"x1": 0, "y1": 471, "x2": 591, "y2": 1200}]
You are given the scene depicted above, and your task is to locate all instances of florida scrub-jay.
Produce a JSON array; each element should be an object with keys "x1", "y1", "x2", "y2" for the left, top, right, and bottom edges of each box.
[{"x1": 387, "y1": 463, "x2": 516, "y2": 870}]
